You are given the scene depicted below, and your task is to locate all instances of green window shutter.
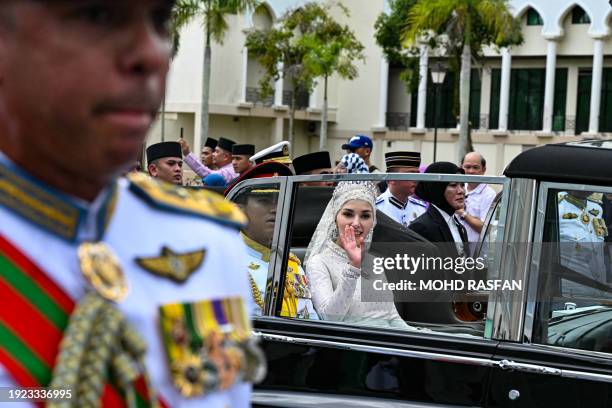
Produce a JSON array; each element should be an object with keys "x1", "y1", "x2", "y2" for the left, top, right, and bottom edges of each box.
[
  {"x1": 553, "y1": 68, "x2": 568, "y2": 132},
  {"x1": 489, "y1": 69, "x2": 501, "y2": 129},
  {"x1": 575, "y1": 69, "x2": 591, "y2": 134},
  {"x1": 469, "y1": 69, "x2": 482, "y2": 129}
]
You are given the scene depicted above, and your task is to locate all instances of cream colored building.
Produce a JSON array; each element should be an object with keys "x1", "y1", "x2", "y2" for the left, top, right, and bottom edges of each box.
[{"x1": 150, "y1": 0, "x2": 612, "y2": 175}]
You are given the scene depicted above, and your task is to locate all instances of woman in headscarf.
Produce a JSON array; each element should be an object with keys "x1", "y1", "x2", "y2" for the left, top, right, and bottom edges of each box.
[
  {"x1": 304, "y1": 181, "x2": 408, "y2": 328},
  {"x1": 409, "y1": 162, "x2": 468, "y2": 258}
]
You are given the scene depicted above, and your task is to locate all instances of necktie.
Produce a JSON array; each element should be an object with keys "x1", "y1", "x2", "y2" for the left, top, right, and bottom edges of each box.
[{"x1": 452, "y1": 216, "x2": 468, "y2": 243}]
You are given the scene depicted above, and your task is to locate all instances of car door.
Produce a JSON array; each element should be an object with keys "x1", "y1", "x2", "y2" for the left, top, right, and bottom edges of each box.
[
  {"x1": 230, "y1": 173, "x2": 511, "y2": 407},
  {"x1": 486, "y1": 181, "x2": 612, "y2": 408}
]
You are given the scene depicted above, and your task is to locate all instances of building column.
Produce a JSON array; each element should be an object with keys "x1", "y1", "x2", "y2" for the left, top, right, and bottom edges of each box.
[
  {"x1": 498, "y1": 48, "x2": 511, "y2": 131},
  {"x1": 542, "y1": 39, "x2": 558, "y2": 133},
  {"x1": 273, "y1": 116, "x2": 284, "y2": 144},
  {"x1": 193, "y1": 110, "x2": 202, "y2": 156},
  {"x1": 240, "y1": 10, "x2": 252, "y2": 103},
  {"x1": 565, "y1": 66, "x2": 579, "y2": 134},
  {"x1": 588, "y1": 38, "x2": 604, "y2": 134},
  {"x1": 240, "y1": 47, "x2": 249, "y2": 103},
  {"x1": 274, "y1": 62, "x2": 284, "y2": 106},
  {"x1": 377, "y1": 58, "x2": 389, "y2": 128},
  {"x1": 416, "y1": 44, "x2": 428, "y2": 129},
  {"x1": 480, "y1": 66, "x2": 492, "y2": 129}
]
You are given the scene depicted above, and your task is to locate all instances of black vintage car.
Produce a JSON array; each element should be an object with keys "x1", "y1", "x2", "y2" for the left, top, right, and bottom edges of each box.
[{"x1": 226, "y1": 140, "x2": 612, "y2": 408}]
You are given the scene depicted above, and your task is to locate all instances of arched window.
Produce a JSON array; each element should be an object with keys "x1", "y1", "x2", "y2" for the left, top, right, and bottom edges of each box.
[
  {"x1": 526, "y1": 8, "x2": 544, "y2": 26},
  {"x1": 571, "y1": 5, "x2": 591, "y2": 24}
]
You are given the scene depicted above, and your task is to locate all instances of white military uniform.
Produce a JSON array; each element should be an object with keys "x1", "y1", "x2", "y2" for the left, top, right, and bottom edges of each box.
[
  {"x1": 376, "y1": 190, "x2": 427, "y2": 227},
  {"x1": 558, "y1": 192, "x2": 608, "y2": 297},
  {"x1": 0, "y1": 153, "x2": 261, "y2": 408},
  {"x1": 242, "y1": 233, "x2": 318, "y2": 320}
]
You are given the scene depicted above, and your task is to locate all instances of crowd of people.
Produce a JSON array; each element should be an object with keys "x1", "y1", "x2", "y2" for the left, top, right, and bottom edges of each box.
[
  {"x1": 145, "y1": 133, "x2": 497, "y2": 257},
  {"x1": 144, "y1": 131, "x2": 499, "y2": 327}
]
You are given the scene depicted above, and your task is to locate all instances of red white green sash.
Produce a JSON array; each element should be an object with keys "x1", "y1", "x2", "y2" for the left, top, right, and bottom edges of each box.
[{"x1": 0, "y1": 234, "x2": 165, "y2": 408}]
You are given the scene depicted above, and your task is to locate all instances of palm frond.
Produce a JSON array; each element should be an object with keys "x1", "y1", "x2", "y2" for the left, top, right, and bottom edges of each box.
[{"x1": 402, "y1": 0, "x2": 457, "y2": 47}]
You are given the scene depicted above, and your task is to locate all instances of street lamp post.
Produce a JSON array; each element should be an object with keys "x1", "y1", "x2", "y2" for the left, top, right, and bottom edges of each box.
[{"x1": 430, "y1": 62, "x2": 446, "y2": 162}]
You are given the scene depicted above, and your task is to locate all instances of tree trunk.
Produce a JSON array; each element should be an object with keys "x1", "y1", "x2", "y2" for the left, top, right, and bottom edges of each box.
[
  {"x1": 458, "y1": 43, "x2": 471, "y2": 163},
  {"x1": 200, "y1": 30, "x2": 212, "y2": 150},
  {"x1": 288, "y1": 87, "x2": 296, "y2": 147},
  {"x1": 319, "y1": 76, "x2": 328, "y2": 151}
]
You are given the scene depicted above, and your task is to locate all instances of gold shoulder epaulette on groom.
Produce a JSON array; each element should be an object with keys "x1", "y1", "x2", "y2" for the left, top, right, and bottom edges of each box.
[{"x1": 127, "y1": 173, "x2": 247, "y2": 228}]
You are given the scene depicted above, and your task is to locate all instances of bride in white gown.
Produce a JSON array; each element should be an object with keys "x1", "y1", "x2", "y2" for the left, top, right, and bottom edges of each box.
[{"x1": 304, "y1": 182, "x2": 408, "y2": 328}]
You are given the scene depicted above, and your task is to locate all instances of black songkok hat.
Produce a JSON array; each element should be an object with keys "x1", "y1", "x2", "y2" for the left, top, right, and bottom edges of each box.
[
  {"x1": 385, "y1": 151, "x2": 421, "y2": 170},
  {"x1": 217, "y1": 137, "x2": 236, "y2": 152},
  {"x1": 146, "y1": 141, "x2": 182, "y2": 164},
  {"x1": 204, "y1": 137, "x2": 218, "y2": 149},
  {"x1": 232, "y1": 144, "x2": 255, "y2": 156},
  {"x1": 293, "y1": 151, "x2": 332, "y2": 175}
]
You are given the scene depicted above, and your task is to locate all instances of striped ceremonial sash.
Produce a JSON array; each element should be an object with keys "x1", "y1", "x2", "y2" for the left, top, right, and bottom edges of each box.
[{"x1": 0, "y1": 234, "x2": 166, "y2": 408}]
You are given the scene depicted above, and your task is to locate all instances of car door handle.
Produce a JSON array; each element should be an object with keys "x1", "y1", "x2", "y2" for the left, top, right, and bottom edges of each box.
[
  {"x1": 495, "y1": 359, "x2": 612, "y2": 384},
  {"x1": 496, "y1": 359, "x2": 562, "y2": 376}
]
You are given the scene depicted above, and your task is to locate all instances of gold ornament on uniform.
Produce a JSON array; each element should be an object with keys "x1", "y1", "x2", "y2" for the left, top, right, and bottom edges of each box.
[
  {"x1": 78, "y1": 242, "x2": 128, "y2": 303},
  {"x1": 136, "y1": 246, "x2": 206, "y2": 283},
  {"x1": 581, "y1": 213, "x2": 590, "y2": 225},
  {"x1": 562, "y1": 213, "x2": 578, "y2": 219}
]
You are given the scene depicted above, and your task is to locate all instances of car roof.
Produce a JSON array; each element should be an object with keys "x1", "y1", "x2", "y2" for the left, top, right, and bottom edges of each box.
[{"x1": 504, "y1": 140, "x2": 612, "y2": 187}]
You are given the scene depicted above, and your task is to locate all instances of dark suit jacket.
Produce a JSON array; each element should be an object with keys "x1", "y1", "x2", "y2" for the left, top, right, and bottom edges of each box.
[{"x1": 408, "y1": 206, "x2": 462, "y2": 258}]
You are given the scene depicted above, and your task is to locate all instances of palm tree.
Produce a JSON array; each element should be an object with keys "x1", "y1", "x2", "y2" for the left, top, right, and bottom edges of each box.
[
  {"x1": 172, "y1": 0, "x2": 258, "y2": 149},
  {"x1": 403, "y1": 0, "x2": 521, "y2": 162}
]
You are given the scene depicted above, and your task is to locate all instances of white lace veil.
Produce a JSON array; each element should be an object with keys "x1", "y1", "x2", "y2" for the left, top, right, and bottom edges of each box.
[{"x1": 304, "y1": 181, "x2": 378, "y2": 267}]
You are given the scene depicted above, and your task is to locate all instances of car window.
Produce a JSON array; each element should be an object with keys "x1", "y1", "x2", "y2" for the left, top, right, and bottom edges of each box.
[
  {"x1": 282, "y1": 177, "x2": 508, "y2": 338},
  {"x1": 230, "y1": 183, "x2": 284, "y2": 317},
  {"x1": 475, "y1": 193, "x2": 503, "y2": 276},
  {"x1": 533, "y1": 188, "x2": 612, "y2": 354}
]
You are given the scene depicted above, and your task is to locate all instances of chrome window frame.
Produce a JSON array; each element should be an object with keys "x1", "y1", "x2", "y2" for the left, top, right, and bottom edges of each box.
[
  {"x1": 488, "y1": 178, "x2": 538, "y2": 342},
  {"x1": 522, "y1": 180, "x2": 612, "y2": 345},
  {"x1": 267, "y1": 173, "x2": 509, "y2": 339},
  {"x1": 226, "y1": 176, "x2": 290, "y2": 316}
]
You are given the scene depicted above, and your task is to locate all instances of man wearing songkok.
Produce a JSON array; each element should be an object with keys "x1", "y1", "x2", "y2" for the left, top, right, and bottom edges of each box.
[
  {"x1": 179, "y1": 136, "x2": 238, "y2": 184},
  {"x1": 0, "y1": 2, "x2": 264, "y2": 406},
  {"x1": 376, "y1": 151, "x2": 427, "y2": 226},
  {"x1": 146, "y1": 141, "x2": 184, "y2": 185},
  {"x1": 293, "y1": 151, "x2": 333, "y2": 187},
  {"x1": 232, "y1": 144, "x2": 255, "y2": 177},
  {"x1": 201, "y1": 137, "x2": 218, "y2": 169},
  {"x1": 226, "y1": 163, "x2": 318, "y2": 319}
]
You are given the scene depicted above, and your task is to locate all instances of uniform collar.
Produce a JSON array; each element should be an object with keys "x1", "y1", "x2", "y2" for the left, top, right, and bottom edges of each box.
[
  {"x1": 0, "y1": 151, "x2": 118, "y2": 243},
  {"x1": 383, "y1": 190, "x2": 407, "y2": 209},
  {"x1": 240, "y1": 231, "x2": 270, "y2": 262}
]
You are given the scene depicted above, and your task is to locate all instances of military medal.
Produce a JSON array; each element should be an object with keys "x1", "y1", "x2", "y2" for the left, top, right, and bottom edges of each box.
[
  {"x1": 562, "y1": 213, "x2": 578, "y2": 219},
  {"x1": 581, "y1": 213, "x2": 590, "y2": 224},
  {"x1": 78, "y1": 242, "x2": 128, "y2": 302},
  {"x1": 159, "y1": 298, "x2": 262, "y2": 397}
]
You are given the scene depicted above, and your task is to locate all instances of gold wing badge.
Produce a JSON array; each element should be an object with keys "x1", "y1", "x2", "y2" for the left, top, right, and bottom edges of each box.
[{"x1": 136, "y1": 246, "x2": 206, "y2": 283}]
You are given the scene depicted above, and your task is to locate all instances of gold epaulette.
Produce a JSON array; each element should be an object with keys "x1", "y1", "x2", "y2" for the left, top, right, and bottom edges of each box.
[
  {"x1": 587, "y1": 193, "x2": 603, "y2": 205},
  {"x1": 288, "y1": 252, "x2": 302, "y2": 266},
  {"x1": 127, "y1": 173, "x2": 247, "y2": 228}
]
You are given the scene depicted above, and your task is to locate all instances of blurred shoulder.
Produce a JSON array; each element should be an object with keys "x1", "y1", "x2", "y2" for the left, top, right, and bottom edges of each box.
[{"x1": 124, "y1": 172, "x2": 246, "y2": 229}]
